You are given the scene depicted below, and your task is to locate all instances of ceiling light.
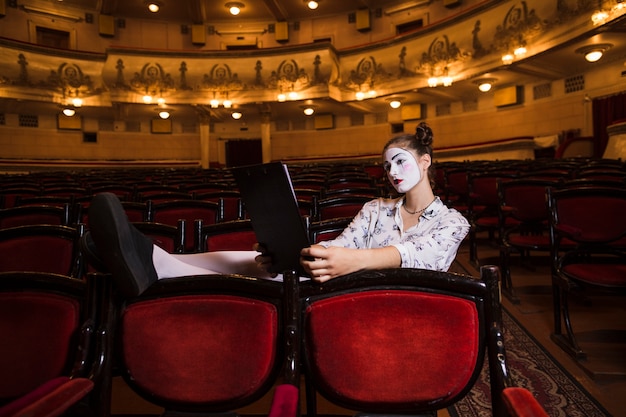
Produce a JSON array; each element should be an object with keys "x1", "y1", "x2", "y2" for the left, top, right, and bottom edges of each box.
[
  {"x1": 226, "y1": 2, "x2": 244, "y2": 16},
  {"x1": 62, "y1": 108, "x2": 75, "y2": 117},
  {"x1": 223, "y1": 99, "x2": 232, "y2": 108},
  {"x1": 277, "y1": 93, "x2": 286, "y2": 102},
  {"x1": 355, "y1": 91, "x2": 365, "y2": 101},
  {"x1": 474, "y1": 78, "x2": 497, "y2": 92},
  {"x1": 387, "y1": 97, "x2": 404, "y2": 109},
  {"x1": 158, "y1": 111, "x2": 170, "y2": 119},
  {"x1": 232, "y1": 111, "x2": 242, "y2": 119},
  {"x1": 210, "y1": 99, "x2": 220, "y2": 108},
  {"x1": 71, "y1": 98, "x2": 82, "y2": 107},
  {"x1": 147, "y1": 2, "x2": 160, "y2": 13},
  {"x1": 143, "y1": 95, "x2": 152, "y2": 104},
  {"x1": 306, "y1": 1, "x2": 319, "y2": 10},
  {"x1": 576, "y1": 43, "x2": 613, "y2": 62},
  {"x1": 427, "y1": 76, "x2": 438, "y2": 87},
  {"x1": 478, "y1": 82, "x2": 492, "y2": 92}
]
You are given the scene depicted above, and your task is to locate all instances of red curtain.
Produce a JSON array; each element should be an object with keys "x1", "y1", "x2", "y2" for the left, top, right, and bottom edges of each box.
[{"x1": 592, "y1": 91, "x2": 626, "y2": 157}]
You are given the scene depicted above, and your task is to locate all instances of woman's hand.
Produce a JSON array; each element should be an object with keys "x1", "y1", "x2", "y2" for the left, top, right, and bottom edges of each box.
[
  {"x1": 300, "y1": 245, "x2": 363, "y2": 282},
  {"x1": 253, "y1": 243, "x2": 278, "y2": 278}
]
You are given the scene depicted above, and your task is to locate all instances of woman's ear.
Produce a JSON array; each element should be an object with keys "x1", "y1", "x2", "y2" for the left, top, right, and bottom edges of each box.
[{"x1": 420, "y1": 153, "x2": 432, "y2": 169}]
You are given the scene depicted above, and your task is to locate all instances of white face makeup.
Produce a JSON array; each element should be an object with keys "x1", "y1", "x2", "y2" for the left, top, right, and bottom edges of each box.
[{"x1": 384, "y1": 147, "x2": 421, "y2": 193}]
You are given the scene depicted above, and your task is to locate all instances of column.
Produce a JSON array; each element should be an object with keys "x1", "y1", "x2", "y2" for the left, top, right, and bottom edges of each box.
[{"x1": 260, "y1": 111, "x2": 272, "y2": 163}]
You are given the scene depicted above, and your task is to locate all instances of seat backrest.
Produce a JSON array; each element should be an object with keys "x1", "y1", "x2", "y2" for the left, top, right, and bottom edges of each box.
[
  {"x1": 296, "y1": 265, "x2": 510, "y2": 416},
  {"x1": 0, "y1": 203, "x2": 71, "y2": 229},
  {"x1": 132, "y1": 220, "x2": 185, "y2": 254},
  {"x1": 0, "y1": 271, "x2": 97, "y2": 402},
  {"x1": 0, "y1": 187, "x2": 40, "y2": 209},
  {"x1": 468, "y1": 172, "x2": 516, "y2": 214},
  {"x1": 150, "y1": 200, "x2": 220, "y2": 252},
  {"x1": 97, "y1": 274, "x2": 285, "y2": 414},
  {"x1": 194, "y1": 219, "x2": 257, "y2": 252},
  {"x1": 316, "y1": 195, "x2": 371, "y2": 221},
  {"x1": 307, "y1": 216, "x2": 352, "y2": 244},
  {"x1": 548, "y1": 186, "x2": 626, "y2": 245},
  {"x1": 0, "y1": 224, "x2": 84, "y2": 278},
  {"x1": 498, "y1": 178, "x2": 556, "y2": 224}
]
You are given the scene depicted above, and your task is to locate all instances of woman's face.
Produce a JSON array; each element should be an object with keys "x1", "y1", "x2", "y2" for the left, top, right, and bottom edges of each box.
[{"x1": 384, "y1": 147, "x2": 422, "y2": 193}]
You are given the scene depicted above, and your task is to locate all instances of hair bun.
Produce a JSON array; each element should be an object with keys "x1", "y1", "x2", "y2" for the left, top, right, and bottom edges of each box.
[{"x1": 415, "y1": 122, "x2": 433, "y2": 146}]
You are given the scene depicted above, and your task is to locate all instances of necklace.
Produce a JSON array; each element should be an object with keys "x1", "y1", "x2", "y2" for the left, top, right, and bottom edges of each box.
[{"x1": 402, "y1": 197, "x2": 436, "y2": 215}]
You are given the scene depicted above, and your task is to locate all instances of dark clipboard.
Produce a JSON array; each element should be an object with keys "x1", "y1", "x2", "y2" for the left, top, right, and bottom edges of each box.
[{"x1": 232, "y1": 162, "x2": 311, "y2": 276}]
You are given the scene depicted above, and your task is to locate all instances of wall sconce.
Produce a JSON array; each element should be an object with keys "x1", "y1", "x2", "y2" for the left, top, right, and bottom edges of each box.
[
  {"x1": 226, "y1": 2, "x2": 244, "y2": 16},
  {"x1": 158, "y1": 110, "x2": 170, "y2": 119},
  {"x1": 576, "y1": 43, "x2": 613, "y2": 62},
  {"x1": 427, "y1": 69, "x2": 453, "y2": 88},
  {"x1": 591, "y1": 2, "x2": 626, "y2": 25},
  {"x1": 355, "y1": 89, "x2": 376, "y2": 101},
  {"x1": 303, "y1": 107, "x2": 315, "y2": 115},
  {"x1": 501, "y1": 54, "x2": 514, "y2": 65},
  {"x1": 277, "y1": 90, "x2": 299, "y2": 102},
  {"x1": 474, "y1": 78, "x2": 497, "y2": 92},
  {"x1": 232, "y1": 111, "x2": 242, "y2": 119},
  {"x1": 209, "y1": 93, "x2": 234, "y2": 108},
  {"x1": 62, "y1": 108, "x2": 76, "y2": 117},
  {"x1": 306, "y1": 1, "x2": 319, "y2": 10}
]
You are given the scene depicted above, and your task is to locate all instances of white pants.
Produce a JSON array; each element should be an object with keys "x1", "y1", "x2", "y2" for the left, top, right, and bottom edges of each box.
[{"x1": 153, "y1": 246, "x2": 289, "y2": 281}]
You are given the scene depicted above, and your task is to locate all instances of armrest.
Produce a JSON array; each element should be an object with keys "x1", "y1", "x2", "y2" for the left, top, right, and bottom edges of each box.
[{"x1": 0, "y1": 377, "x2": 93, "y2": 417}]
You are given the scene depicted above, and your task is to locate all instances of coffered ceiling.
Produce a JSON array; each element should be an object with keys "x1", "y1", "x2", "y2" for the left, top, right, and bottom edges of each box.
[{"x1": 1, "y1": 0, "x2": 626, "y2": 126}]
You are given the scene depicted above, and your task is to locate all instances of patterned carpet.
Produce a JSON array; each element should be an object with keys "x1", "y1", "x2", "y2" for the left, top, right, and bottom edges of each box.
[{"x1": 446, "y1": 261, "x2": 612, "y2": 417}]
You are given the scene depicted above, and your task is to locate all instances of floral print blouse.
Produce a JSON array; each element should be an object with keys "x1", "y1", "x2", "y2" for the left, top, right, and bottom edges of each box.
[{"x1": 317, "y1": 196, "x2": 470, "y2": 272}]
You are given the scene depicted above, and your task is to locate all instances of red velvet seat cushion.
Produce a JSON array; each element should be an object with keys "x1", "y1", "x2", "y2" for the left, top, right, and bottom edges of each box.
[
  {"x1": 268, "y1": 384, "x2": 299, "y2": 417},
  {"x1": 305, "y1": 290, "x2": 479, "y2": 408},
  {"x1": 502, "y1": 387, "x2": 549, "y2": 417},
  {"x1": 0, "y1": 293, "x2": 80, "y2": 400},
  {"x1": 562, "y1": 263, "x2": 626, "y2": 287},
  {"x1": 121, "y1": 294, "x2": 278, "y2": 405}
]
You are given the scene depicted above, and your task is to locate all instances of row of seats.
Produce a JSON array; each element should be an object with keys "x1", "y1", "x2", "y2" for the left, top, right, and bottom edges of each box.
[
  {"x1": 0, "y1": 265, "x2": 550, "y2": 417},
  {"x1": 466, "y1": 176, "x2": 626, "y2": 362}
]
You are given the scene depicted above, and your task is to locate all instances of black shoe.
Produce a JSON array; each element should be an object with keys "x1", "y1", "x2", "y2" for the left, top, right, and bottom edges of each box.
[
  {"x1": 88, "y1": 192, "x2": 157, "y2": 297},
  {"x1": 79, "y1": 231, "x2": 108, "y2": 272}
]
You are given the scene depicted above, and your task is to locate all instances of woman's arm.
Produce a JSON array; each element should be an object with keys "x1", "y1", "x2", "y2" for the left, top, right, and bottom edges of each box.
[{"x1": 300, "y1": 244, "x2": 400, "y2": 282}]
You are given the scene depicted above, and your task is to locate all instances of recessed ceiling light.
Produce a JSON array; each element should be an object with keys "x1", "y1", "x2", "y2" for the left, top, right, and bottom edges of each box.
[
  {"x1": 226, "y1": 2, "x2": 244, "y2": 16},
  {"x1": 576, "y1": 43, "x2": 613, "y2": 63},
  {"x1": 147, "y1": 2, "x2": 160, "y2": 13},
  {"x1": 474, "y1": 78, "x2": 497, "y2": 92}
]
